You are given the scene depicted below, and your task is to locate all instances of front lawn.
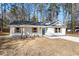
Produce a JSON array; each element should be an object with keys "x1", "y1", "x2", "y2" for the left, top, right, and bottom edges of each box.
[{"x1": 0, "y1": 37, "x2": 79, "y2": 56}]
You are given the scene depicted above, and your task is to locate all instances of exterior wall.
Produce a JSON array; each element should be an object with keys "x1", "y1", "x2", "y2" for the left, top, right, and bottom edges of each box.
[
  {"x1": 38, "y1": 27, "x2": 42, "y2": 36},
  {"x1": 45, "y1": 27, "x2": 66, "y2": 36},
  {"x1": 10, "y1": 26, "x2": 22, "y2": 36},
  {"x1": 45, "y1": 28, "x2": 54, "y2": 36},
  {"x1": 10, "y1": 26, "x2": 43, "y2": 36},
  {"x1": 53, "y1": 28, "x2": 66, "y2": 35},
  {"x1": 10, "y1": 25, "x2": 66, "y2": 36},
  {"x1": 24, "y1": 27, "x2": 42, "y2": 36},
  {"x1": 24, "y1": 27, "x2": 32, "y2": 35},
  {"x1": 61, "y1": 28, "x2": 66, "y2": 35},
  {"x1": 46, "y1": 28, "x2": 54, "y2": 33},
  {"x1": 10, "y1": 26, "x2": 15, "y2": 36}
]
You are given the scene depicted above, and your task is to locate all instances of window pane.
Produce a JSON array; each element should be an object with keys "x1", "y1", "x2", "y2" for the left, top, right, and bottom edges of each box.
[
  {"x1": 32, "y1": 27, "x2": 37, "y2": 32},
  {"x1": 55, "y1": 28, "x2": 57, "y2": 33},
  {"x1": 59, "y1": 28, "x2": 61, "y2": 32},
  {"x1": 15, "y1": 27, "x2": 21, "y2": 33},
  {"x1": 55, "y1": 28, "x2": 61, "y2": 33}
]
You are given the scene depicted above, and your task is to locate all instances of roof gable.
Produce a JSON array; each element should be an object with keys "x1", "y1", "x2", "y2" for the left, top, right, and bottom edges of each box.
[{"x1": 45, "y1": 20, "x2": 64, "y2": 26}]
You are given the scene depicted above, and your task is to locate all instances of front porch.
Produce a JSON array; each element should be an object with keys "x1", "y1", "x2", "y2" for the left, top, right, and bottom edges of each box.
[{"x1": 10, "y1": 25, "x2": 47, "y2": 37}]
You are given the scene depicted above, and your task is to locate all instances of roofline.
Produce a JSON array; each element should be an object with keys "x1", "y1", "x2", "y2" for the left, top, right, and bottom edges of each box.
[
  {"x1": 9, "y1": 25, "x2": 66, "y2": 28},
  {"x1": 9, "y1": 25, "x2": 51, "y2": 27}
]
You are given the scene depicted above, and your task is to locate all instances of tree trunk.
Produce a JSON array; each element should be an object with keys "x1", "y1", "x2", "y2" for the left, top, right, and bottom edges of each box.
[
  {"x1": 21, "y1": 3, "x2": 25, "y2": 39},
  {"x1": 0, "y1": 4, "x2": 3, "y2": 32},
  {"x1": 71, "y1": 3, "x2": 75, "y2": 34}
]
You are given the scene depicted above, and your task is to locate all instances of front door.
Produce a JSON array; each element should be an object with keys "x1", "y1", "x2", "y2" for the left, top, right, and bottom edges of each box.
[{"x1": 42, "y1": 28, "x2": 45, "y2": 35}]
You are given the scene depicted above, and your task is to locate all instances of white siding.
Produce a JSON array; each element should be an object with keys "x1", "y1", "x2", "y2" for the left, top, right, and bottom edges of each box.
[
  {"x1": 45, "y1": 27, "x2": 66, "y2": 36},
  {"x1": 47, "y1": 28, "x2": 54, "y2": 33},
  {"x1": 61, "y1": 28, "x2": 66, "y2": 35},
  {"x1": 10, "y1": 26, "x2": 15, "y2": 36},
  {"x1": 23, "y1": 27, "x2": 25, "y2": 35},
  {"x1": 10, "y1": 25, "x2": 66, "y2": 36},
  {"x1": 45, "y1": 28, "x2": 54, "y2": 36},
  {"x1": 24, "y1": 27, "x2": 42, "y2": 36},
  {"x1": 10, "y1": 26, "x2": 23, "y2": 36},
  {"x1": 38, "y1": 27, "x2": 42, "y2": 36},
  {"x1": 10, "y1": 26, "x2": 43, "y2": 36},
  {"x1": 24, "y1": 27, "x2": 32, "y2": 35}
]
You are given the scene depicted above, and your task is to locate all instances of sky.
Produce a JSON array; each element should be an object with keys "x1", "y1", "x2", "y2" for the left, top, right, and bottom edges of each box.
[
  {"x1": 0, "y1": 3, "x2": 64, "y2": 23},
  {"x1": 58, "y1": 5, "x2": 64, "y2": 23}
]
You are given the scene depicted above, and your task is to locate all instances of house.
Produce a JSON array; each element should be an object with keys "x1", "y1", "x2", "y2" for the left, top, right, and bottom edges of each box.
[
  {"x1": 45, "y1": 20, "x2": 66, "y2": 36},
  {"x1": 9, "y1": 20, "x2": 66, "y2": 37}
]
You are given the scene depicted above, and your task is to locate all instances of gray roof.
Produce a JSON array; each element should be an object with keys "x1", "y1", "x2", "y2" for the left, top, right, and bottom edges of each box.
[
  {"x1": 10, "y1": 20, "x2": 47, "y2": 26},
  {"x1": 10, "y1": 20, "x2": 65, "y2": 27}
]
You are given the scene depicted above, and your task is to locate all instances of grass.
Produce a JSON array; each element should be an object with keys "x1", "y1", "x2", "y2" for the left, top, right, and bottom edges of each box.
[{"x1": 0, "y1": 37, "x2": 79, "y2": 56}]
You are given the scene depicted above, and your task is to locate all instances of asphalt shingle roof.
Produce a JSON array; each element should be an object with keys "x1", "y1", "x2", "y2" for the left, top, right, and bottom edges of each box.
[{"x1": 10, "y1": 20, "x2": 47, "y2": 26}]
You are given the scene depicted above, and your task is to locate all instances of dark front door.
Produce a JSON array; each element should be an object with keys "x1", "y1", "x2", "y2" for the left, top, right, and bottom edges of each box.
[{"x1": 42, "y1": 28, "x2": 45, "y2": 35}]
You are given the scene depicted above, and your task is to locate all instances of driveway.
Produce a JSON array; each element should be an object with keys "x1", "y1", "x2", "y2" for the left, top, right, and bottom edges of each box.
[{"x1": 44, "y1": 35, "x2": 79, "y2": 42}]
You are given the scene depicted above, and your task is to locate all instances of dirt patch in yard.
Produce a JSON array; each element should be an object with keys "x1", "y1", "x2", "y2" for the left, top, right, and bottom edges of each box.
[
  {"x1": 0, "y1": 37, "x2": 79, "y2": 56},
  {"x1": 0, "y1": 32, "x2": 9, "y2": 36}
]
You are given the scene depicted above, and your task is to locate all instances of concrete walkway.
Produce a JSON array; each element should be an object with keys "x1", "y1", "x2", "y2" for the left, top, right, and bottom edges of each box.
[{"x1": 44, "y1": 35, "x2": 79, "y2": 42}]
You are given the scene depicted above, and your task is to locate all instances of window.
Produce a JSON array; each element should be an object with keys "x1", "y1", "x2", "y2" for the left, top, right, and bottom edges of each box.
[
  {"x1": 55, "y1": 28, "x2": 57, "y2": 33},
  {"x1": 55, "y1": 28, "x2": 61, "y2": 33},
  {"x1": 15, "y1": 27, "x2": 21, "y2": 33},
  {"x1": 59, "y1": 28, "x2": 61, "y2": 32},
  {"x1": 32, "y1": 27, "x2": 37, "y2": 33}
]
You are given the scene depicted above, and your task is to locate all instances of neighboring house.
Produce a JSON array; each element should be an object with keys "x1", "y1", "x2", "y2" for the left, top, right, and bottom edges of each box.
[{"x1": 9, "y1": 20, "x2": 66, "y2": 37}]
